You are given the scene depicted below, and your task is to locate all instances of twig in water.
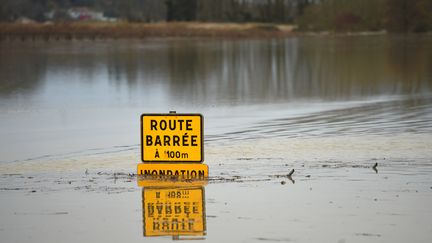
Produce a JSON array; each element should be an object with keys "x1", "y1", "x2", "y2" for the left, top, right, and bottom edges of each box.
[
  {"x1": 372, "y1": 162, "x2": 378, "y2": 173},
  {"x1": 287, "y1": 169, "x2": 295, "y2": 184},
  {"x1": 288, "y1": 169, "x2": 295, "y2": 177}
]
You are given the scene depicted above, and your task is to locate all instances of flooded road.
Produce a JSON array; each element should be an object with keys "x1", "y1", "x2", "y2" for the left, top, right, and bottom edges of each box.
[
  {"x1": 0, "y1": 35, "x2": 432, "y2": 242},
  {"x1": 1, "y1": 35, "x2": 431, "y2": 163}
]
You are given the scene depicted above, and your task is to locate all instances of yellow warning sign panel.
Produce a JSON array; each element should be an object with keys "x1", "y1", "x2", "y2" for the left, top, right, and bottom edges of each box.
[
  {"x1": 143, "y1": 187, "x2": 206, "y2": 237},
  {"x1": 137, "y1": 163, "x2": 208, "y2": 180},
  {"x1": 141, "y1": 114, "x2": 203, "y2": 163}
]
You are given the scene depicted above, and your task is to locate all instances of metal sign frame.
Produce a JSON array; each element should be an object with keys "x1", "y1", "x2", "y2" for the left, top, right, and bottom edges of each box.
[{"x1": 141, "y1": 113, "x2": 204, "y2": 163}]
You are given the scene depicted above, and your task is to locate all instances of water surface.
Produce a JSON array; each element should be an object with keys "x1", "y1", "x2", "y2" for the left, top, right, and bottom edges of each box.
[
  {"x1": 1, "y1": 35, "x2": 431, "y2": 162},
  {"x1": 1, "y1": 35, "x2": 432, "y2": 243}
]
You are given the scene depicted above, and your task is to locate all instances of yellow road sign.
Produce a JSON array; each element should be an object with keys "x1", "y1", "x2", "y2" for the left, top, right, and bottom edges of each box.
[
  {"x1": 143, "y1": 187, "x2": 206, "y2": 237},
  {"x1": 137, "y1": 163, "x2": 208, "y2": 180},
  {"x1": 141, "y1": 114, "x2": 203, "y2": 163}
]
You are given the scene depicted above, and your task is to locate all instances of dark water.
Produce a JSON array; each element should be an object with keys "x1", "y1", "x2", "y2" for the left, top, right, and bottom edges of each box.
[{"x1": 0, "y1": 35, "x2": 432, "y2": 162}]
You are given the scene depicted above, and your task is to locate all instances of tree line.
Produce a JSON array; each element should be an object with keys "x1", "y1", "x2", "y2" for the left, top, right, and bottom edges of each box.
[
  {"x1": 298, "y1": 0, "x2": 432, "y2": 32},
  {"x1": 1, "y1": 0, "x2": 431, "y2": 32},
  {"x1": 0, "y1": 0, "x2": 311, "y2": 23}
]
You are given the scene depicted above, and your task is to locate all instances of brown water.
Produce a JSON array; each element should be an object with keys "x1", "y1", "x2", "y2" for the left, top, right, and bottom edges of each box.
[{"x1": 0, "y1": 35, "x2": 432, "y2": 242}]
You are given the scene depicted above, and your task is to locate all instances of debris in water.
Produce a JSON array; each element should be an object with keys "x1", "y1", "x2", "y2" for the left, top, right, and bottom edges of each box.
[
  {"x1": 281, "y1": 181, "x2": 286, "y2": 185},
  {"x1": 355, "y1": 233, "x2": 381, "y2": 237},
  {"x1": 288, "y1": 169, "x2": 295, "y2": 177},
  {"x1": 372, "y1": 162, "x2": 378, "y2": 173}
]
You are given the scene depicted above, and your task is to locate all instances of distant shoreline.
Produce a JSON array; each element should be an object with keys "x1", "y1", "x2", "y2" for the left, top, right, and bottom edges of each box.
[
  {"x1": 0, "y1": 22, "x2": 297, "y2": 40},
  {"x1": 2, "y1": 22, "x2": 424, "y2": 42}
]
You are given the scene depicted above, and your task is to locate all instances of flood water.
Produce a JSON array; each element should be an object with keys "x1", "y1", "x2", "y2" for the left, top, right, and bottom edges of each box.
[
  {"x1": 1, "y1": 35, "x2": 432, "y2": 242},
  {"x1": 1, "y1": 35, "x2": 432, "y2": 162}
]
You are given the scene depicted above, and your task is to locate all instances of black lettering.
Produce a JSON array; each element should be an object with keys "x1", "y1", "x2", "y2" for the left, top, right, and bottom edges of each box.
[
  {"x1": 188, "y1": 219, "x2": 194, "y2": 230},
  {"x1": 184, "y1": 202, "x2": 190, "y2": 216},
  {"x1": 198, "y1": 170, "x2": 205, "y2": 178},
  {"x1": 191, "y1": 135, "x2": 198, "y2": 146},
  {"x1": 153, "y1": 221, "x2": 160, "y2": 230},
  {"x1": 162, "y1": 219, "x2": 169, "y2": 230},
  {"x1": 150, "y1": 120, "x2": 158, "y2": 130},
  {"x1": 164, "y1": 136, "x2": 170, "y2": 146},
  {"x1": 152, "y1": 170, "x2": 158, "y2": 175},
  {"x1": 172, "y1": 218, "x2": 178, "y2": 230},
  {"x1": 186, "y1": 120, "x2": 192, "y2": 130},
  {"x1": 192, "y1": 203, "x2": 199, "y2": 214},
  {"x1": 165, "y1": 203, "x2": 172, "y2": 215},
  {"x1": 146, "y1": 135, "x2": 153, "y2": 146},
  {"x1": 175, "y1": 203, "x2": 181, "y2": 214},
  {"x1": 182, "y1": 133, "x2": 189, "y2": 146},
  {"x1": 169, "y1": 120, "x2": 176, "y2": 130},
  {"x1": 159, "y1": 170, "x2": 165, "y2": 175},
  {"x1": 160, "y1": 120, "x2": 167, "y2": 130},
  {"x1": 154, "y1": 136, "x2": 161, "y2": 146},
  {"x1": 191, "y1": 170, "x2": 197, "y2": 178},
  {"x1": 147, "y1": 203, "x2": 154, "y2": 217},
  {"x1": 156, "y1": 202, "x2": 163, "y2": 214},
  {"x1": 178, "y1": 120, "x2": 184, "y2": 130},
  {"x1": 173, "y1": 136, "x2": 180, "y2": 146}
]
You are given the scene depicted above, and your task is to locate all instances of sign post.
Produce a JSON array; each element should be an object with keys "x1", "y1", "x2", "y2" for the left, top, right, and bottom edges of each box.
[
  {"x1": 137, "y1": 112, "x2": 209, "y2": 239},
  {"x1": 137, "y1": 112, "x2": 208, "y2": 179}
]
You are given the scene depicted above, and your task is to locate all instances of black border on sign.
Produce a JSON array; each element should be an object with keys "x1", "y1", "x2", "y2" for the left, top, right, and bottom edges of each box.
[
  {"x1": 141, "y1": 113, "x2": 204, "y2": 163},
  {"x1": 142, "y1": 186, "x2": 206, "y2": 237}
]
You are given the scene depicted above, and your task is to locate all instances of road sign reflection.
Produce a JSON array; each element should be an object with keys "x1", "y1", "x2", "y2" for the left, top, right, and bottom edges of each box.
[{"x1": 142, "y1": 184, "x2": 207, "y2": 239}]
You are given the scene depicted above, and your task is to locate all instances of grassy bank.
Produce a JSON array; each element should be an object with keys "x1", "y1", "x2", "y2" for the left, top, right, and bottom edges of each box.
[{"x1": 0, "y1": 22, "x2": 295, "y2": 41}]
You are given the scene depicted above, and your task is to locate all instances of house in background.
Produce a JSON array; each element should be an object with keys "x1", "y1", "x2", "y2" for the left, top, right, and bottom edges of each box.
[
  {"x1": 44, "y1": 7, "x2": 117, "y2": 22},
  {"x1": 67, "y1": 7, "x2": 104, "y2": 21}
]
